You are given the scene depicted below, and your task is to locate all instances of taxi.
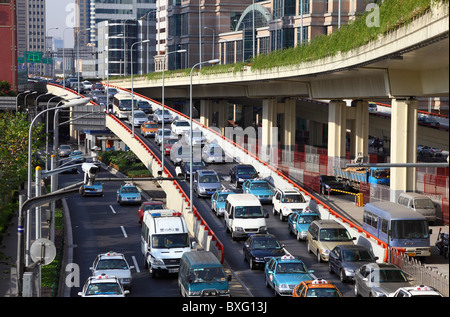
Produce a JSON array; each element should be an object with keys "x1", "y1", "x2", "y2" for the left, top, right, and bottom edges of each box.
[
  {"x1": 90, "y1": 251, "x2": 135, "y2": 290},
  {"x1": 264, "y1": 254, "x2": 314, "y2": 296},
  {"x1": 293, "y1": 279, "x2": 342, "y2": 297},
  {"x1": 117, "y1": 183, "x2": 142, "y2": 205},
  {"x1": 80, "y1": 181, "x2": 104, "y2": 196},
  {"x1": 140, "y1": 121, "x2": 159, "y2": 138},
  {"x1": 242, "y1": 179, "x2": 274, "y2": 204},
  {"x1": 288, "y1": 210, "x2": 320, "y2": 241},
  {"x1": 78, "y1": 275, "x2": 129, "y2": 297},
  {"x1": 389, "y1": 285, "x2": 443, "y2": 297},
  {"x1": 210, "y1": 189, "x2": 236, "y2": 217}
]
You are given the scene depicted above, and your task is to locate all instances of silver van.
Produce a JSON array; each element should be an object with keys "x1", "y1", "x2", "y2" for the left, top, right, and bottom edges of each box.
[
  {"x1": 397, "y1": 192, "x2": 437, "y2": 224},
  {"x1": 169, "y1": 142, "x2": 201, "y2": 165}
]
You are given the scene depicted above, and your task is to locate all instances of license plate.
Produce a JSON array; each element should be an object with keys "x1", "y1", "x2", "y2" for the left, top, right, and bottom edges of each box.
[
  {"x1": 406, "y1": 252, "x2": 416, "y2": 257},
  {"x1": 169, "y1": 268, "x2": 178, "y2": 273}
]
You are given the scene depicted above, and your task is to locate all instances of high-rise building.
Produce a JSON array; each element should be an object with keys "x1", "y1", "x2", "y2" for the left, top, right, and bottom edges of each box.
[{"x1": 0, "y1": 0, "x2": 18, "y2": 91}]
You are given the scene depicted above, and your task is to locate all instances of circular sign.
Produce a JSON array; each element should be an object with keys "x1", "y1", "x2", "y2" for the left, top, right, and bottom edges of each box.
[{"x1": 30, "y1": 238, "x2": 56, "y2": 266}]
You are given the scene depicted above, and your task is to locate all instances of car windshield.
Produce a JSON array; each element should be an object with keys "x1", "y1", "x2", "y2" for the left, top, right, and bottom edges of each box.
[
  {"x1": 158, "y1": 130, "x2": 171, "y2": 136},
  {"x1": 319, "y1": 228, "x2": 353, "y2": 241},
  {"x1": 187, "y1": 161, "x2": 206, "y2": 168},
  {"x1": 134, "y1": 112, "x2": 146, "y2": 118},
  {"x1": 165, "y1": 139, "x2": 178, "y2": 145},
  {"x1": 250, "y1": 182, "x2": 270, "y2": 190},
  {"x1": 306, "y1": 288, "x2": 341, "y2": 297},
  {"x1": 372, "y1": 269, "x2": 408, "y2": 283},
  {"x1": 414, "y1": 199, "x2": 435, "y2": 209},
  {"x1": 176, "y1": 121, "x2": 189, "y2": 126},
  {"x1": 209, "y1": 146, "x2": 223, "y2": 155},
  {"x1": 297, "y1": 214, "x2": 320, "y2": 224},
  {"x1": 138, "y1": 101, "x2": 149, "y2": 106},
  {"x1": 96, "y1": 259, "x2": 129, "y2": 270},
  {"x1": 237, "y1": 167, "x2": 257, "y2": 175},
  {"x1": 217, "y1": 194, "x2": 230, "y2": 202},
  {"x1": 234, "y1": 206, "x2": 264, "y2": 218},
  {"x1": 144, "y1": 204, "x2": 164, "y2": 211},
  {"x1": 71, "y1": 151, "x2": 83, "y2": 156},
  {"x1": 86, "y1": 282, "x2": 122, "y2": 296},
  {"x1": 121, "y1": 187, "x2": 139, "y2": 193},
  {"x1": 120, "y1": 100, "x2": 136, "y2": 108},
  {"x1": 190, "y1": 267, "x2": 227, "y2": 284},
  {"x1": 144, "y1": 123, "x2": 158, "y2": 129},
  {"x1": 152, "y1": 233, "x2": 189, "y2": 249},
  {"x1": 343, "y1": 250, "x2": 375, "y2": 262},
  {"x1": 252, "y1": 238, "x2": 281, "y2": 250},
  {"x1": 281, "y1": 194, "x2": 305, "y2": 203},
  {"x1": 60, "y1": 145, "x2": 71, "y2": 150},
  {"x1": 199, "y1": 175, "x2": 220, "y2": 183},
  {"x1": 391, "y1": 220, "x2": 429, "y2": 240},
  {"x1": 372, "y1": 169, "x2": 389, "y2": 179},
  {"x1": 276, "y1": 262, "x2": 308, "y2": 274}
]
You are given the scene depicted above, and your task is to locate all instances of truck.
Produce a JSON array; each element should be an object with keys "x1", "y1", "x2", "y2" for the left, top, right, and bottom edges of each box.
[{"x1": 333, "y1": 166, "x2": 390, "y2": 190}]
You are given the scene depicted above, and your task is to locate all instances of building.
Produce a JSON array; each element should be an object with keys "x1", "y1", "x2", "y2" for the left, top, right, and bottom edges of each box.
[{"x1": 0, "y1": 0, "x2": 18, "y2": 91}]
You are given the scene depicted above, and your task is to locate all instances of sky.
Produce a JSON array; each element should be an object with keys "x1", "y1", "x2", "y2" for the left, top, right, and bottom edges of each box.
[{"x1": 46, "y1": 0, "x2": 75, "y2": 47}]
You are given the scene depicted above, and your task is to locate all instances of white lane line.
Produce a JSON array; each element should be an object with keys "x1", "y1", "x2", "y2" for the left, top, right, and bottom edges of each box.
[
  {"x1": 132, "y1": 256, "x2": 140, "y2": 273},
  {"x1": 120, "y1": 226, "x2": 128, "y2": 238},
  {"x1": 109, "y1": 205, "x2": 116, "y2": 214}
]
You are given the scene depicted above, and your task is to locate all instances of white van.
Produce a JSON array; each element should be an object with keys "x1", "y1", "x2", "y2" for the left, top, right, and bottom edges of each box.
[
  {"x1": 397, "y1": 192, "x2": 437, "y2": 224},
  {"x1": 224, "y1": 194, "x2": 268, "y2": 240},
  {"x1": 140, "y1": 209, "x2": 195, "y2": 277}
]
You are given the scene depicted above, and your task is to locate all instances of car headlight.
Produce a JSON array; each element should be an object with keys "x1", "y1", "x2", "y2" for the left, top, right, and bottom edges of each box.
[
  {"x1": 238, "y1": 178, "x2": 245, "y2": 182},
  {"x1": 320, "y1": 248, "x2": 330, "y2": 255},
  {"x1": 277, "y1": 284, "x2": 290, "y2": 291},
  {"x1": 259, "y1": 226, "x2": 267, "y2": 232},
  {"x1": 219, "y1": 208, "x2": 226, "y2": 213},
  {"x1": 152, "y1": 258, "x2": 164, "y2": 265},
  {"x1": 188, "y1": 291, "x2": 201, "y2": 296},
  {"x1": 235, "y1": 227, "x2": 244, "y2": 232}
]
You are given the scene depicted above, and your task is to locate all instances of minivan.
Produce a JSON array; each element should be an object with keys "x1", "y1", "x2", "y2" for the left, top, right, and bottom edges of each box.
[
  {"x1": 178, "y1": 251, "x2": 231, "y2": 297},
  {"x1": 397, "y1": 192, "x2": 437, "y2": 224},
  {"x1": 224, "y1": 194, "x2": 268, "y2": 240},
  {"x1": 307, "y1": 219, "x2": 356, "y2": 263}
]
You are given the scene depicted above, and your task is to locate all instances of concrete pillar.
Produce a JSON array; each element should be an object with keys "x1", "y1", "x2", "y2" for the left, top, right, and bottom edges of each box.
[
  {"x1": 213, "y1": 100, "x2": 228, "y2": 135},
  {"x1": 200, "y1": 99, "x2": 213, "y2": 126},
  {"x1": 390, "y1": 98, "x2": 418, "y2": 202},
  {"x1": 261, "y1": 98, "x2": 278, "y2": 164},
  {"x1": 349, "y1": 100, "x2": 369, "y2": 161},
  {"x1": 328, "y1": 100, "x2": 347, "y2": 166},
  {"x1": 309, "y1": 121, "x2": 324, "y2": 147},
  {"x1": 279, "y1": 98, "x2": 296, "y2": 163}
]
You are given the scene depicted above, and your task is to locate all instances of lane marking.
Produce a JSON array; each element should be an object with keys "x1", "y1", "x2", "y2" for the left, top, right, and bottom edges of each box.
[
  {"x1": 109, "y1": 205, "x2": 116, "y2": 214},
  {"x1": 120, "y1": 226, "x2": 128, "y2": 238},
  {"x1": 132, "y1": 255, "x2": 140, "y2": 273}
]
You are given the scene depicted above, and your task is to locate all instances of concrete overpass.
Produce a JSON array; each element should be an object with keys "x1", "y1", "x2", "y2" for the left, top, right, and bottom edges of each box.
[{"x1": 108, "y1": 2, "x2": 449, "y2": 202}]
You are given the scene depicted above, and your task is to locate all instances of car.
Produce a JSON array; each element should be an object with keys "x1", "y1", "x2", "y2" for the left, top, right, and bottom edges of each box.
[
  {"x1": 389, "y1": 285, "x2": 443, "y2": 297},
  {"x1": 319, "y1": 175, "x2": 346, "y2": 195},
  {"x1": 138, "y1": 200, "x2": 165, "y2": 224},
  {"x1": 90, "y1": 89, "x2": 104, "y2": 101},
  {"x1": 116, "y1": 183, "x2": 142, "y2": 205},
  {"x1": 328, "y1": 244, "x2": 378, "y2": 282},
  {"x1": 272, "y1": 187, "x2": 310, "y2": 221},
  {"x1": 184, "y1": 129, "x2": 207, "y2": 147},
  {"x1": 89, "y1": 251, "x2": 135, "y2": 290},
  {"x1": 292, "y1": 279, "x2": 343, "y2": 297},
  {"x1": 58, "y1": 144, "x2": 72, "y2": 157},
  {"x1": 78, "y1": 275, "x2": 129, "y2": 297},
  {"x1": 140, "y1": 121, "x2": 159, "y2": 138},
  {"x1": 69, "y1": 150, "x2": 85, "y2": 163},
  {"x1": 153, "y1": 109, "x2": 173, "y2": 123},
  {"x1": 243, "y1": 234, "x2": 286, "y2": 270},
  {"x1": 80, "y1": 181, "x2": 104, "y2": 196},
  {"x1": 161, "y1": 137, "x2": 179, "y2": 155},
  {"x1": 287, "y1": 210, "x2": 321, "y2": 241},
  {"x1": 354, "y1": 263, "x2": 411, "y2": 297},
  {"x1": 171, "y1": 119, "x2": 190, "y2": 135},
  {"x1": 202, "y1": 142, "x2": 226, "y2": 163},
  {"x1": 211, "y1": 189, "x2": 236, "y2": 217},
  {"x1": 418, "y1": 116, "x2": 440, "y2": 127},
  {"x1": 82, "y1": 80, "x2": 92, "y2": 91},
  {"x1": 155, "y1": 128, "x2": 173, "y2": 146},
  {"x1": 137, "y1": 100, "x2": 152, "y2": 113},
  {"x1": 128, "y1": 110, "x2": 148, "y2": 126},
  {"x1": 368, "y1": 102, "x2": 377, "y2": 113},
  {"x1": 91, "y1": 82, "x2": 105, "y2": 92},
  {"x1": 193, "y1": 169, "x2": 222, "y2": 198},
  {"x1": 94, "y1": 95, "x2": 108, "y2": 106},
  {"x1": 264, "y1": 255, "x2": 314, "y2": 296},
  {"x1": 179, "y1": 159, "x2": 207, "y2": 179},
  {"x1": 242, "y1": 179, "x2": 274, "y2": 204},
  {"x1": 59, "y1": 158, "x2": 78, "y2": 174},
  {"x1": 229, "y1": 164, "x2": 259, "y2": 188},
  {"x1": 106, "y1": 87, "x2": 119, "y2": 98}
]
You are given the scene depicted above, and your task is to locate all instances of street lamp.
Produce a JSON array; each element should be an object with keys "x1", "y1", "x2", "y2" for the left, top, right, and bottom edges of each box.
[
  {"x1": 131, "y1": 39, "x2": 150, "y2": 138},
  {"x1": 189, "y1": 58, "x2": 219, "y2": 213},
  {"x1": 203, "y1": 27, "x2": 215, "y2": 59},
  {"x1": 160, "y1": 49, "x2": 186, "y2": 175},
  {"x1": 16, "y1": 90, "x2": 30, "y2": 111}
]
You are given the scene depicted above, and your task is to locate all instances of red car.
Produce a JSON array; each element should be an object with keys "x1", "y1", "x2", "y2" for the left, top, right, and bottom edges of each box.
[
  {"x1": 138, "y1": 200, "x2": 165, "y2": 224},
  {"x1": 162, "y1": 138, "x2": 179, "y2": 155}
]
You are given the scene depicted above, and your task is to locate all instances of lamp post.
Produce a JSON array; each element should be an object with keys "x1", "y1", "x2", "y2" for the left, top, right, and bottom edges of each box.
[
  {"x1": 189, "y1": 58, "x2": 219, "y2": 213},
  {"x1": 131, "y1": 39, "x2": 150, "y2": 138},
  {"x1": 45, "y1": 94, "x2": 68, "y2": 170},
  {"x1": 160, "y1": 49, "x2": 186, "y2": 175},
  {"x1": 16, "y1": 90, "x2": 30, "y2": 111},
  {"x1": 203, "y1": 27, "x2": 215, "y2": 59}
]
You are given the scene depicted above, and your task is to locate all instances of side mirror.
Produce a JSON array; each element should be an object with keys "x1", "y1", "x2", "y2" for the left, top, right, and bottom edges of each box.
[{"x1": 227, "y1": 275, "x2": 232, "y2": 281}]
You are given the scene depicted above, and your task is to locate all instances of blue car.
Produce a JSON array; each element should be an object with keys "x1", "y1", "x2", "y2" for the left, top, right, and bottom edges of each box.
[
  {"x1": 81, "y1": 181, "x2": 104, "y2": 196},
  {"x1": 211, "y1": 189, "x2": 236, "y2": 217},
  {"x1": 265, "y1": 255, "x2": 314, "y2": 296},
  {"x1": 69, "y1": 150, "x2": 85, "y2": 163},
  {"x1": 288, "y1": 210, "x2": 321, "y2": 241},
  {"x1": 242, "y1": 179, "x2": 274, "y2": 204},
  {"x1": 117, "y1": 183, "x2": 142, "y2": 205}
]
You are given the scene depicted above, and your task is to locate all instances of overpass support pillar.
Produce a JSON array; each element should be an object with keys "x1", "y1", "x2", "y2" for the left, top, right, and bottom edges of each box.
[
  {"x1": 261, "y1": 98, "x2": 278, "y2": 165},
  {"x1": 215, "y1": 100, "x2": 228, "y2": 135},
  {"x1": 390, "y1": 98, "x2": 418, "y2": 202},
  {"x1": 280, "y1": 98, "x2": 296, "y2": 162},
  {"x1": 349, "y1": 100, "x2": 369, "y2": 161},
  {"x1": 328, "y1": 100, "x2": 347, "y2": 167},
  {"x1": 200, "y1": 99, "x2": 213, "y2": 127}
]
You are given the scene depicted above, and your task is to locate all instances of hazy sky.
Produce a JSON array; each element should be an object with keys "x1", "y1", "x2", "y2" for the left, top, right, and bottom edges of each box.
[{"x1": 46, "y1": 0, "x2": 75, "y2": 47}]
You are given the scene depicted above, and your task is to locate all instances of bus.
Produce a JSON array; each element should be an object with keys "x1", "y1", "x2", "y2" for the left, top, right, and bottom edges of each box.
[
  {"x1": 363, "y1": 202, "x2": 432, "y2": 259},
  {"x1": 112, "y1": 92, "x2": 137, "y2": 119}
]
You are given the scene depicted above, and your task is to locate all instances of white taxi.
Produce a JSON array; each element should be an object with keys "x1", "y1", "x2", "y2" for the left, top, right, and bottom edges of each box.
[
  {"x1": 90, "y1": 251, "x2": 134, "y2": 290},
  {"x1": 78, "y1": 275, "x2": 130, "y2": 297},
  {"x1": 389, "y1": 285, "x2": 443, "y2": 297}
]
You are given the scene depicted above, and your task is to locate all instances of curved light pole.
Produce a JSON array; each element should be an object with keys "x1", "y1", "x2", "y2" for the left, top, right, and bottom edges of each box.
[
  {"x1": 131, "y1": 39, "x2": 150, "y2": 138},
  {"x1": 189, "y1": 58, "x2": 219, "y2": 213},
  {"x1": 16, "y1": 90, "x2": 30, "y2": 111}
]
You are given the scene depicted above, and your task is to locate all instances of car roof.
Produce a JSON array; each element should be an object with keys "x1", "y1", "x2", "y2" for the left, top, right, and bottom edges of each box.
[
  {"x1": 312, "y1": 219, "x2": 343, "y2": 228},
  {"x1": 197, "y1": 170, "x2": 218, "y2": 175},
  {"x1": 302, "y1": 279, "x2": 339, "y2": 289}
]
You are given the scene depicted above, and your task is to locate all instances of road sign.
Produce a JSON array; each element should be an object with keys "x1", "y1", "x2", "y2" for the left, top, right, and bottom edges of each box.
[
  {"x1": 30, "y1": 238, "x2": 56, "y2": 266},
  {"x1": 24, "y1": 51, "x2": 43, "y2": 63}
]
